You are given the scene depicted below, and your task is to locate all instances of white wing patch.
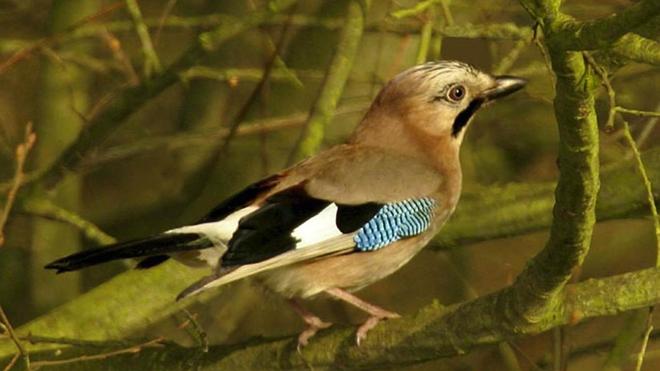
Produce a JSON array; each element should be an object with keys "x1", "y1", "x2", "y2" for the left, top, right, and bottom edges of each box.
[
  {"x1": 166, "y1": 206, "x2": 259, "y2": 244},
  {"x1": 291, "y1": 203, "x2": 343, "y2": 249}
]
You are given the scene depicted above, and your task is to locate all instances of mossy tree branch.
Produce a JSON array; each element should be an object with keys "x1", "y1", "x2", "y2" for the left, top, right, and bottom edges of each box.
[
  {"x1": 552, "y1": 0, "x2": 660, "y2": 51},
  {"x1": 8, "y1": 267, "x2": 660, "y2": 370},
  {"x1": 608, "y1": 34, "x2": 660, "y2": 67}
]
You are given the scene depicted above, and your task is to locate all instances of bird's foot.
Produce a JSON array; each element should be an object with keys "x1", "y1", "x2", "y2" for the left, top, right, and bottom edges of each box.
[
  {"x1": 297, "y1": 316, "x2": 333, "y2": 351},
  {"x1": 324, "y1": 288, "x2": 401, "y2": 346},
  {"x1": 356, "y1": 310, "x2": 400, "y2": 346},
  {"x1": 287, "y1": 298, "x2": 332, "y2": 351}
]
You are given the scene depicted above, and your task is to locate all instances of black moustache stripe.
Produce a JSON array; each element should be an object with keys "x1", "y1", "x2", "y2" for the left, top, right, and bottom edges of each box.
[{"x1": 451, "y1": 98, "x2": 484, "y2": 137}]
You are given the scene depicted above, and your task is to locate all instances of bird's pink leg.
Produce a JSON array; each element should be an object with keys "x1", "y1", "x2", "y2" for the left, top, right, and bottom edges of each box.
[
  {"x1": 287, "y1": 298, "x2": 332, "y2": 350},
  {"x1": 324, "y1": 288, "x2": 400, "y2": 346}
]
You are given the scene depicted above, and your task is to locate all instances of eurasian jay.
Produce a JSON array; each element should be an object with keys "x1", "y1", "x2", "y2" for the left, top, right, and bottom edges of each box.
[{"x1": 46, "y1": 60, "x2": 526, "y2": 347}]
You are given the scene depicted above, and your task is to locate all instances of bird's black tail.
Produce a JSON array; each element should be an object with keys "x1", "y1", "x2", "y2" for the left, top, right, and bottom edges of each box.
[{"x1": 44, "y1": 233, "x2": 213, "y2": 273}]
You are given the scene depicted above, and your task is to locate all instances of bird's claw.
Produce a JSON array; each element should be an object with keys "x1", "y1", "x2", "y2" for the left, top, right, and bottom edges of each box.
[
  {"x1": 297, "y1": 318, "x2": 332, "y2": 352},
  {"x1": 355, "y1": 311, "x2": 401, "y2": 346}
]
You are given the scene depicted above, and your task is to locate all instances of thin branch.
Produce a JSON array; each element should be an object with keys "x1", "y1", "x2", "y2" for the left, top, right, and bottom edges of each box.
[
  {"x1": 181, "y1": 6, "x2": 298, "y2": 210},
  {"x1": 635, "y1": 102, "x2": 660, "y2": 150},
  {"x1": 288, "y1": 0, "x2": 369, "y2": 163},
  {"x1": 0, "y1": 3, "x2": 125, "y2": 75},
  {"x1": 29, "y1": 337, "x2": 164, "y2": 370},
  {"x1": 81, "y1": 102, "x2": 367, "y2": 169},
  {"x1": 616, "y1": 107, "x2": 660, "y2": 118},
  {"x1": 99, "y1": 29, "x2": 140, "y2": 85},
  {"x1": 390, "y1": 0, "x2": 441, "y2": 19},
  {"x1": 179, "y1": 66, "x2": 318, "y2": 85},
  {"x1": 17, "y1": 197, "x2": 116, "y2": 246},
  {"x1": 493, "y1": 39, "x2": 527, "y2": 75},
  {"x1": 124, "y1": 0, "x2": 162, "y2": 77},
  {"x1": 2, "y1": 353, "x2": 18, "y2": 371},
  {"x1": 602, "y1": 310, "x2": 649, "y2": 370},
  {"x1": 0, "y1": 307, "x2": 29, "y2": 370},
  {"x1": 634, "y1": 311, "x2": 654, "y2": 371},
  {"x1": 584, "y1": 52, "x2": 616, "y2": 132},
  {"x1": 620, "y1": 119, "x2": 660, "y2": 260},
  {"x1": 153, "y1": 0, "x2": 178, "y2": 45},
  {"x1": 21, "y1": 335, "x2": 148, "y2": 349},
  {"x1": 0, "y1": 122, "x2": 36, "y2": 247},
  {"x1": 178, "y1": 310, "x2": 208, "y2": 352},
  {"x1": 415, "y1": 19, "x2": 433, "y2": 64}
]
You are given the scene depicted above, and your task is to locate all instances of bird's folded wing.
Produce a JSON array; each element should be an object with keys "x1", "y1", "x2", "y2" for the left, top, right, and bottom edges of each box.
[
  {"x1": 177, "y1": 234, "x2": 355, "y2": 300},
  {"x1": 300, "y1": 144, "x2": 443, "y2": 204},
  {"x1": 175, "y1": 145, "x2": 445, "y2": 299}
]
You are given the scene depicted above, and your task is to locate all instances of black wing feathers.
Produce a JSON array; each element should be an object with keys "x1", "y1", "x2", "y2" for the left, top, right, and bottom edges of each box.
[
  {"x1": 45, "y1": 233, "x2": 210, "y2": 273},
  {"x1": 199, "y1": 174, "x2": 282, "y2": 223},
  {"x1": 135, "y1": 255, "x2": 171, "y2": 269},
  {"x1": 335, "y1": 203, "x2": 382, "y2": 233},
  {"x1": 221, "y1": 185, "x2": 330, "y2": 267}
]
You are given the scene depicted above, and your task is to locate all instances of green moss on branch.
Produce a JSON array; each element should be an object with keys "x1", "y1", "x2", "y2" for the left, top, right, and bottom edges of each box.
[
  {"x1": 8, "y1": 267, "x2": 660, "y2": 370},
  {"x1": 552, "y1": 0, "x2": 660, "y2": 50}
]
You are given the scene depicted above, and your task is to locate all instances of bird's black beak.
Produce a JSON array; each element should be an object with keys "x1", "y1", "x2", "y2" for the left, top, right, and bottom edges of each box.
[{"x1": 481, "y1": 76, "x2": 527, "y2": 102}]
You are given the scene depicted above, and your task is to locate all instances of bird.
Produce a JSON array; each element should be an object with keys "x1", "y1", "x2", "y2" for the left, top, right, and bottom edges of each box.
[{"x1": 45, "y1": 60, "x2": 526, "y2": 348}]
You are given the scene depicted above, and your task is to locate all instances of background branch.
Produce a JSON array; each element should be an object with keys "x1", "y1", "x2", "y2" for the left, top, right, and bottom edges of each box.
[
  {"x1": 288, "y1": 0, "x2": 369, "y2": 162},
  {"x1": 30, "y1": 0, "x2": 297, "y2": 191}
]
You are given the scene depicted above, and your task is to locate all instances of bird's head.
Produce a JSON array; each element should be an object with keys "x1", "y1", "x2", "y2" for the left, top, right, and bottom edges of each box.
[{"x1": 353, "y1": 60, "x2": 526, "y2": 153}]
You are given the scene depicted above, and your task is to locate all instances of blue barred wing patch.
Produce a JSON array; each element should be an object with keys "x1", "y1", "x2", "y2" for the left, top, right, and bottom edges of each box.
[{"x1": 353, "y1": 198, "x2": 436, "y2": 251}]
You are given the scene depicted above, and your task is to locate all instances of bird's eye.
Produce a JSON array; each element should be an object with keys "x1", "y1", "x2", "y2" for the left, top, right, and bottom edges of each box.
[{"x1": 447, "y1": 85, "x2": 466, "y2": 102}]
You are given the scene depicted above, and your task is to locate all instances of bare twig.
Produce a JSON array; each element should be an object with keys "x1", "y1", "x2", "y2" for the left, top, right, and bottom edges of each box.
[
  {"x1": 182, "y1": 7, "x2": 298, "y2": 209},
  {"x1": 390, "y1": 0, "x2": 441, "y2": 19},
  {"x1": 288, "y1": 0, "x2": 368, "y2": 162},
  {"x1": 99, "y1": 29, "x2": 140, "y2": 85},
  {"x1": 616, "y1": 106, "x2": 660, "y2": 118},
  {"x1": 416, "y1": 19, "x2": 434, "y2": 64},
  {"x1": 79, "y1": 102, "x2": 366, "y2": 169},
  {"x1": 0, "y1": 122, "x2": 36, "y2": 247},
  {"x1": 634, "y1": 310, "x2": 654, "y2": 371},
  {"x1": 493, "y1": 39, "x2": 527, "y2": 75},
  {"x1": 635, "y1": 102, "x2": 660, "y2": 149},
  {"x1": 124, "y1": 0, "x2": 161, "y2": 77},
  {"x1": 621, "y1": 119, "x2": 660, "y2": 256},
  {"x1": 153, "y1": 0, "x2": 178, "y2": 45},
  {"x1": 584, "y1": 53, "x2": 617, "y2": 132},
  {"x1": 0, "y1": 306, "x2": 29, "y2": 370},
  {"x1": 21, "y1": 335, "x2": 143, "y2": 348},
  {"x1": 2, "y1": 353, "x2": 19, "y2": 371},
  {"x1": 18, "y1": 197, "x2": 116, "y2": 246},
  {"x1": 531, "y1": 24, "x2": 554, "y2": 83},
  {"x1": 179, "y1": 310, "x2": 208, "y2": 352},
  {"x1": 30, "y1": 337, "x2": 164, "y2": 369},
  {"x1": 0, "y1": 3, "x2": 124, "y2": 75}
]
